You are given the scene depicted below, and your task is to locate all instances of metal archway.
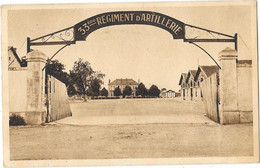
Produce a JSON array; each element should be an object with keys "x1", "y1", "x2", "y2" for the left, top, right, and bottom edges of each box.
[{"x1": 27, "y1": 11, "x2": 238, "y2": 69}]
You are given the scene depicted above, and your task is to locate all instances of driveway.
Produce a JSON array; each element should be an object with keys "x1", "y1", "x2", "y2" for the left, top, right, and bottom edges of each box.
[
  {"x1": 56, "y1": 98, "x2": 215, "y2": 125},
  {"x1": 10, "y1": 98, "x2": 253, "y2": 160}
]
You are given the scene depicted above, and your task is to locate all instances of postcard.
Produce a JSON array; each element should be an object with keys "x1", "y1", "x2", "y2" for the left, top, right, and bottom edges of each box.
[{"x1": 2, "y1": 1, "x2": 259, "y2": 167}]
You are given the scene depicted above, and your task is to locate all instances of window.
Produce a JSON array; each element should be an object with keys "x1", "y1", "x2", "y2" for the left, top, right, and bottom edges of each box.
[{"x1": 49, "y1": 81, "x2": 51, "y2": 93}]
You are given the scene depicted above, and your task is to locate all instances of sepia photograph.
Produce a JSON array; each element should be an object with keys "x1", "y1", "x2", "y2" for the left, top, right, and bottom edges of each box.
[{"x1": 1, "y1": 1, "x2": 259, "y2": 167}]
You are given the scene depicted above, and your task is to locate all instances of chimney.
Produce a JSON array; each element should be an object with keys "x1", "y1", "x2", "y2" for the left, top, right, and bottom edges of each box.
[
  {"x1": 138, "y1": 79, "x2": 140, "y2": 83},
  {"x1": 109, "y1": 79, "x2": 110, "y2": 84}
]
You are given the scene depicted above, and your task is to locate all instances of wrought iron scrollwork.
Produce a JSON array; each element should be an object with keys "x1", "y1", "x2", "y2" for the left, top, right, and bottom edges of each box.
[
  {"x1": 30, "y1": 26, "x2": 75, "y2": 46},
  {"x1": 59, "y1": 29, "x2": 74, "y2": 41}
]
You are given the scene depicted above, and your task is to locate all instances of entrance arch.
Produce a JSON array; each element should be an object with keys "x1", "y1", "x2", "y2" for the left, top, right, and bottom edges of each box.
[
  {"x1": 28, "y1": 10, "x2": 237, "y2": 66},
  {"x1": 27, "y1": 11, "x2": 239, "y2": 71},
  {"x1": 24, "y1": 11, "x2": 240, "y2": 125}
]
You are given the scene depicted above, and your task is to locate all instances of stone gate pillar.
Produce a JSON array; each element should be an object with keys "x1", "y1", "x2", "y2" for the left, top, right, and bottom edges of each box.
[
  {"x1": 26, "y1": 50, "x2": 47, "y2": 125},
  {"x1": 218, "y1": 47, "x2": 239, "y2": 124}
]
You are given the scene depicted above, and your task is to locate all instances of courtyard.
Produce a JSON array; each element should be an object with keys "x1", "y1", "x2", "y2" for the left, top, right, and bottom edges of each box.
[{"x1": 10, "y1": 98, "x2": 253, "y2": 160}]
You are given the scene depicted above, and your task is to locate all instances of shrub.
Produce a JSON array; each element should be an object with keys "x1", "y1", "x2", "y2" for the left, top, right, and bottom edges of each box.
[
  {"x1": 114, "y1": 86, "x2": 122, "y2": 96},
  {"x1": 123, "y1": 86, "x2": 132, "y2": 98},
  {"x1": 100, "y1": 87, "x2": 108, "y2": 97},
  {"x1": 148, "y1": 85, "x2": 160, "y2": 97},
  {"x1": 9, "y1": 114, "x2": 26, "y2": 126}
]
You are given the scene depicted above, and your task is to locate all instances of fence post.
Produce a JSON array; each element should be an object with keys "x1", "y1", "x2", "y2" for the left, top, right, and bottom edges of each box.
[
  {"x1": 218, "y1": 47, "x2": 239, "y2": 124},
  {"x1": 26, "y1": 50, "x2": 48, "y2": 124}
]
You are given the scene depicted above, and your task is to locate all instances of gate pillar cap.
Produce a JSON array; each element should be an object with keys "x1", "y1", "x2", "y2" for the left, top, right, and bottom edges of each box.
[
  {"x1": 218, "y1": 47, "x2": 237, "y2": 60},
  {"x1": 26, "y1": 50, "x2": 48, "y2": 63}
]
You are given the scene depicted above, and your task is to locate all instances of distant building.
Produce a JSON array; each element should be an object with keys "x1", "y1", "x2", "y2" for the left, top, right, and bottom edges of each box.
[
  {"x1": 8, "y1": 46, "x2": 27, "y2": 70},
  {"x1": 166, "y1": 90, "x2": 175, "y2": 98},
  {"x1": 178, "y1": 73, "x2": 188, "y2": 100},
  {"x1": 160, "y1": 88, "x2": 176, "y2": 98},
  {"x1": 185, "y1": 70, "x2": 197, "y2": 100},
  {"x1": 175, "y1": 91, "x2": 181, "y2": 97},
  {"x1": 160, "y1": 88, "x2": 167, "y2": 98},
  {"x1": 179, "y1": 65, "x2": 219, "y2": 101},
  {"x1": 108, "y1": 78, "x2": 139, "y2": 96}
]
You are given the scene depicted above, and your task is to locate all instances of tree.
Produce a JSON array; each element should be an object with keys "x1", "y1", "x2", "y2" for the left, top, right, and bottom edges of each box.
[
  {"x1": 114, "y1": 86, "x2": 122, "y2": 96},
  {"x1": 87, "y1": 78, "x2": 101, "y2": 97},
  {"x1": 46, "y1": 59, "x2": 65, "y2": 72},
  {"x1": 67, "y1": 84, "x2": 77, "y2": 96},
  {"x1": 135, "y1": 82, "x2": 147, "y2": 97},
  {"x1": 135, "y1": 89, "x2": 141, "y2": 96},
  {"x1": 148, "y1": 85, "x2": 160, "y2": 97},
  {"x1": 67, "y1": 72, "x2": 82, "y2": 95},
  {"x1": 46, "y1": 59, "x2": 69, "y2": 84},
  {"x1": 100, "y1": 87, "x2": 108, "y2": 97},
  {"x1": 68, "y1": 58, "x2": 105, "y2": 100},
  {"x1": 70, "y1": 58, "x2": 93, "y2": 96},
  {"x1": 123, "y1": 85, "x2": 132, "y2": 98}
]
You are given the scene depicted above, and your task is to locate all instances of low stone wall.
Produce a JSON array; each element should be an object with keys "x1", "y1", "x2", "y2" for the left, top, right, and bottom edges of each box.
[
  {"x1": 8, "y1": 68, "x2": 27, "y2": 114},
  {"x1": 9, "y1": 66, "x2": 47, "y2": 125},
  {"x1": 8, "y1": 65, "x2": 72, "y2": 124},
  {"x1": 237, "y1": 61, "x2": 252, "y2": 123}
]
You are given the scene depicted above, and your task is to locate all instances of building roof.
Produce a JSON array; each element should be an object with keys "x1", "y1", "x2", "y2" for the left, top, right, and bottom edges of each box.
[
  {"x1": 190, "y1": 70, "x2": 197, "y2": 77},
  {"x1": 8, "y1": 46, "x2": 27, "y2": 67},
  {"x1": 182, "y1": 73, "x2": 187, "y2": 79},
  {"x1": 186, "y1": 70, "x2": 197, "y2": 83},
  {"x1": 201, "y1": 65, "x2": 219, "y2": 77},
  {"x1": 178, "y1": 73, "x2": 187, "y2": 85},
  {"x1": 194, "y1": 65, "x2": 219, "y2": 81},
  {"x1": 108, "y1": 78, "x2": 138, "y2": 86}
]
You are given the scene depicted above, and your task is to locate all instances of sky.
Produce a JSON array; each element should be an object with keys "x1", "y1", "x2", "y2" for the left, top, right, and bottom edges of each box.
[{"x1": 7, "y1": 2, "x2": 254, "y2": 91}]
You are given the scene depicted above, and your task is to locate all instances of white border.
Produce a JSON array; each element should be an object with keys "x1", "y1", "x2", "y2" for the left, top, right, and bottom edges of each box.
[{"x1": 0, "y1": 0, "x2": 259, "y2": 168}]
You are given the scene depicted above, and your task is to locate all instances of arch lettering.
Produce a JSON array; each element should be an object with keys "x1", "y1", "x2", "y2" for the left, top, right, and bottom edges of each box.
[{"x1": 74, "y1": 11, "x2": 185, "y2": 40}]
